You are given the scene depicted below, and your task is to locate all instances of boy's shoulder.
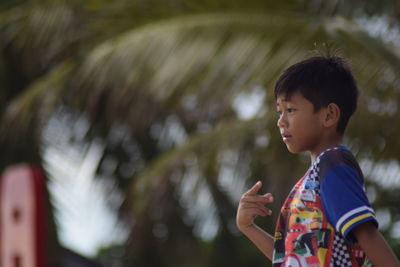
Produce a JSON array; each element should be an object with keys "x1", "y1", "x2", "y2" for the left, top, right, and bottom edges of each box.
[{"x1": 316, "y1": 146, "x2": 363, "y2": 179}]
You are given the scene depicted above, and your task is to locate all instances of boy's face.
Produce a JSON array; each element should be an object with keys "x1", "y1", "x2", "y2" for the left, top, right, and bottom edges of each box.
[{"x1": 276, "y1": 91, "x2": 327, "y2": 156}]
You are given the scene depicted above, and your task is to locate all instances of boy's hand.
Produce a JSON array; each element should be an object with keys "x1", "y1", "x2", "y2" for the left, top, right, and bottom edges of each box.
[{"x1": 236, "y1": 181, "x2": 274, "y2": 233}]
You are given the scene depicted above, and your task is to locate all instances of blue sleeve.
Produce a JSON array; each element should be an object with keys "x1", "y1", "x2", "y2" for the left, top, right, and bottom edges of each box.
[{"x1": 320, "y1": 164, "x2": 378, "y2": 242}]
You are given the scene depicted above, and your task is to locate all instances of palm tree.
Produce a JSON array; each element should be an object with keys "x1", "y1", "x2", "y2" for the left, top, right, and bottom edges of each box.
[{"x1": 1, "y1": 0, "x2": 400, "y2": 266}]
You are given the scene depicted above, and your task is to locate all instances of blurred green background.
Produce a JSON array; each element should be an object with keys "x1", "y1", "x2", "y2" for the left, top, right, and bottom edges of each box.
[{"x1": 1, "y1": 0, "x2": 400, "y2": 266}]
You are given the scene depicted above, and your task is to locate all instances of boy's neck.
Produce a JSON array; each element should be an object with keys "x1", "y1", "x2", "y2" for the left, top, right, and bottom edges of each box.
[{"x1": 309, "y1": 134, "x2": 343, "y2": 163}]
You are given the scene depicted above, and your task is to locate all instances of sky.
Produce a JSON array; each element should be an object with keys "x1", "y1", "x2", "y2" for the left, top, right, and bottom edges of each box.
[{"x1": 43, "y1": 108, "x2": 128, "y2": 257}]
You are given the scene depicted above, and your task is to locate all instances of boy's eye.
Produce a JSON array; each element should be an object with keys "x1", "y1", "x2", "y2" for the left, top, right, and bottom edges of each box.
[{"x1": 276, "y1": 108, "x2": 296, "y2": 116}]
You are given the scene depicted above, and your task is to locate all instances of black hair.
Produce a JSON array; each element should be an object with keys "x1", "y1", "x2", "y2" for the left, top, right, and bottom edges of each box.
[{"x1": 274, "y1": 56, "x2": 358, "y2": 134}]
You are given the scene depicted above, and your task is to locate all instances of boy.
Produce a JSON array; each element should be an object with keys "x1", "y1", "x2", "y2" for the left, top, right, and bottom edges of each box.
[{"x1": 236, "y1": 56, "x2": 400, "y2": 266}]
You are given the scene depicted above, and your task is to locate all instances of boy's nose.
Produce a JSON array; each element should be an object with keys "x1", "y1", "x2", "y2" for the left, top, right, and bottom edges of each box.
[{"x1": 277, "y1": 114, "x2": 287, "y2": 128}]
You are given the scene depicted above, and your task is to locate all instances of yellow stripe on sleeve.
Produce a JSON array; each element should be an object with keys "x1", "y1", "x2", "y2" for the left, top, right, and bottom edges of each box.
[{"x1": 341, "y1": 213, "x2": 375, "y2": 236}]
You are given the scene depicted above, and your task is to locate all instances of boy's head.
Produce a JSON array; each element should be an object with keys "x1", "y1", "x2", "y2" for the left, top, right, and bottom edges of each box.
[{"x1": 274, "y1": 56, "x2": 358, "y2": 134}]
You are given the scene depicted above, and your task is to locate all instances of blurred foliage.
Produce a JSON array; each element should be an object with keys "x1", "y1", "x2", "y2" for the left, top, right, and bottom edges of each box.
[{"x1": 1, "y1": 0, "x2": 400, "y2": 266}]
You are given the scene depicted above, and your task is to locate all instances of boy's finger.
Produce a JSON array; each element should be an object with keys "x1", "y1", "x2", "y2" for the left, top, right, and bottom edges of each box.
[
  {"x1": 244, "y1": 181, "x2": 262, "y2": 196},
  {"x1": 263, "y1": 193, "x2": 274, "y2": 202},
  {"x1": 242, "y1": 206, "x2": 271, "y2": 217},
  {"x1": 241, "y1": 195, "x2": 273, "y2": 203}
]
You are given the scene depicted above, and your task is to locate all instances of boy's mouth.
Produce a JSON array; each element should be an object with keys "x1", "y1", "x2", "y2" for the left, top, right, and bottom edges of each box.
[{"x1": 281, "y1": 134, "x2": 292, "y2": 141}]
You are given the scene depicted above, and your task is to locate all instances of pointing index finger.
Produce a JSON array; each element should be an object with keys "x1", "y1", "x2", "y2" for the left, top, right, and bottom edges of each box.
[{"x1": 245, "y1": 181, "x2": 262, "y2": 196}]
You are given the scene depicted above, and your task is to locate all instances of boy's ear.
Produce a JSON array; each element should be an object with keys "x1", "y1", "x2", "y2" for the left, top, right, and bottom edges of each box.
[{"x1": 323, "y1": 103, "x2": 340, "y2": 127}]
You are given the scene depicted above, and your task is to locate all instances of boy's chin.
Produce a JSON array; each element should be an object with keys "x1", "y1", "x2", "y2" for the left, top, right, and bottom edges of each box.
[{"x1": 285, "y1": 145, "x2": 304, "y2": 154}]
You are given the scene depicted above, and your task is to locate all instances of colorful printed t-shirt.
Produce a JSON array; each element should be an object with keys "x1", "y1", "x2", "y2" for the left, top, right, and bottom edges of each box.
[{"x1": 272, "y1": 146, "x2": 378, "y2": 267}]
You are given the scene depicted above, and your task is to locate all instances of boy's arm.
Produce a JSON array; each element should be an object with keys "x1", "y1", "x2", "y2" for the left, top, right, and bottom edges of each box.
[
  {"x1": 236, "y1": 181, "x2": 275, "y2": 260},
  {"x1": 353, "y1": 221, "x2": 400, "y2": 267},
  {"x1": 237, "y1": 223, "x2": 275, "y2": 260}
]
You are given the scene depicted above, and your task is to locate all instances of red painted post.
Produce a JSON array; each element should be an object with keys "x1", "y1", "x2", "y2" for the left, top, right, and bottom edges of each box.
[{"x1": 0, "y1": 165, "x2": 47, "y2": 267}]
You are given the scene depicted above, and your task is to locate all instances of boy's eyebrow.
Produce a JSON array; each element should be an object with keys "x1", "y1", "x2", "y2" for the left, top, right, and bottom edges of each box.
[{"x1": 276, "y1": 98, "x2": 291, "y2": 106}]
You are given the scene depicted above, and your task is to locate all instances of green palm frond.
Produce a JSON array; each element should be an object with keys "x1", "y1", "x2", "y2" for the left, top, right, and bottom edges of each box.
[
  {"x1": 129, "y1": 115, "x2": 269, "y2": 211},
  {"x1": 68, "y1": 12, "x2": 399, "y2": 128},
  {"x1": 0, "y1": 61, "x2": 73, "y2": 167}
]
